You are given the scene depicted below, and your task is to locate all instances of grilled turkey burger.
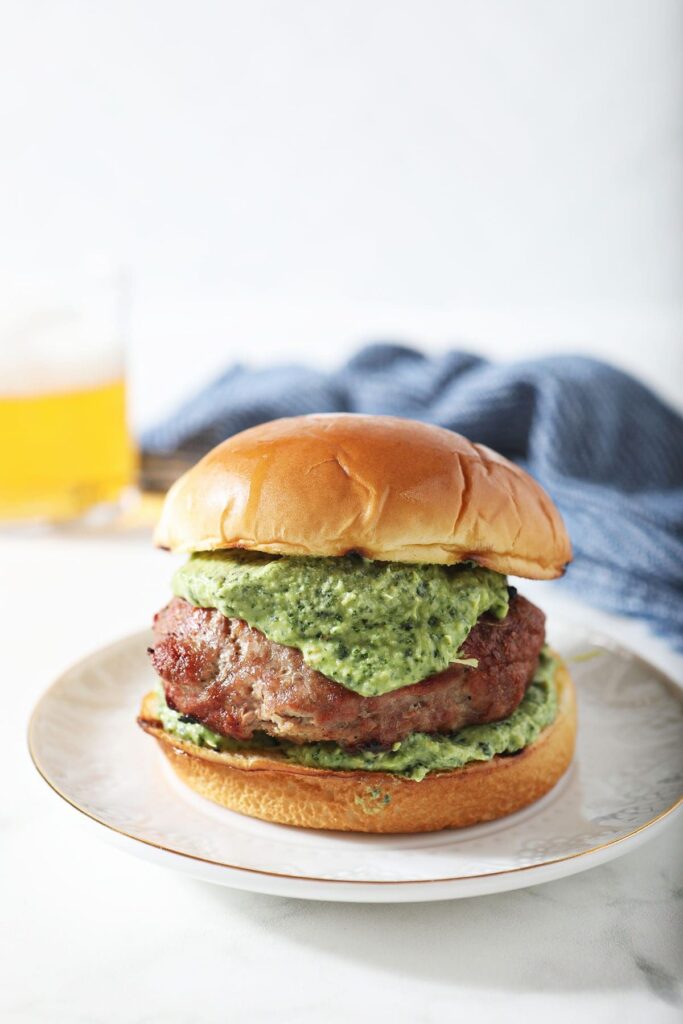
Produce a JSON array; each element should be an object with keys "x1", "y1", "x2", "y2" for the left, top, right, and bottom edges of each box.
[{"x1": 139, "y1": 414, "x2": 575, "y2": 833}]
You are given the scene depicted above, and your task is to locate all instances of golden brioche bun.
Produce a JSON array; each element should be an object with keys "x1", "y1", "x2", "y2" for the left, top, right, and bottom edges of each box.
[
  {"x1": 154, "y1": 414, "x2": 570, "y2": 578},
  {"x1": 138, "y1": 658, "x2": 576, "y2": 834}
]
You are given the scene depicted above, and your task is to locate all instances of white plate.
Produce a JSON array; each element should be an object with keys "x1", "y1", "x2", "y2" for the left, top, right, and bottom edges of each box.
[{"x1": 29, "y1": 622, "x2": 683, "y2": 902}]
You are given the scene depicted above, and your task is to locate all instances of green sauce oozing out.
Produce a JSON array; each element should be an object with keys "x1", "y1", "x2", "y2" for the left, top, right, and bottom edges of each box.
[
  {"x1": 156, "y1": 651, "x2": 558, "y2": 781},
  {"x1": 172, "y1": 551, "x2": 509, "y2": 696}
]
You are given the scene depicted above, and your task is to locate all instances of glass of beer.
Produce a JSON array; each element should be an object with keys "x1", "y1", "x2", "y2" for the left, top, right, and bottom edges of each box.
[{"x1": 0, "y1": 272, "x2": 137, "y2": 522}]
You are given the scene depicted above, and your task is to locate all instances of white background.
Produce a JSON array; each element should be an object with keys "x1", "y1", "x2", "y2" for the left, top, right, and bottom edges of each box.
[{"x1": 1, "y1": 0, "x2": 682, "y2": 424}]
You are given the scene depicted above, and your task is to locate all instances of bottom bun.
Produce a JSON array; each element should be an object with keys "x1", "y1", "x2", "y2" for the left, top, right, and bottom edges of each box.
[{"x1": 138, "y1": 657, "x2": 576, "y2": 834}]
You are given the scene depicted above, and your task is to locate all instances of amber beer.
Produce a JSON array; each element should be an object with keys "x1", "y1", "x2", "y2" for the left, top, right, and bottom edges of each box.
[{"x1": 0, "y1": 376, "x2": 137, "y2": 520}]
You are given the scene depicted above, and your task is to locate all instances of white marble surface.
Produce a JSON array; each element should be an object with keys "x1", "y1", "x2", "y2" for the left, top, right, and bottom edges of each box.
[{"x1": 1, "y1": 530, "x2": 682, "y2": 1023}]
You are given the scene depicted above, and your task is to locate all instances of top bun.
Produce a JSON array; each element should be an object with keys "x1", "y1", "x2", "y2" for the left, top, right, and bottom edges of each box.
[{"x1": 154, "y1": 414, "x2": 571, "y2": 579}]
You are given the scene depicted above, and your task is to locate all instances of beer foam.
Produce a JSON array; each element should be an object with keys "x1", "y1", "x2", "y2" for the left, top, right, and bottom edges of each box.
[{"x1": 0, "y1": 302, "x2": 123, "y2": 395}]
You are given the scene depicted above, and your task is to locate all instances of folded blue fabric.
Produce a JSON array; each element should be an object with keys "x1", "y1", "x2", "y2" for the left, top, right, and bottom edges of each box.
[{"x1": 142, "y1": 344, "x2": 683, "y2": 648}]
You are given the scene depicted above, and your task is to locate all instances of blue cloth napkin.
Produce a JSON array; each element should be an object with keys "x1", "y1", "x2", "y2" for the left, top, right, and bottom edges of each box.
[{"x1": 142, "y1": 344, "x2": 683, "y2": 649}]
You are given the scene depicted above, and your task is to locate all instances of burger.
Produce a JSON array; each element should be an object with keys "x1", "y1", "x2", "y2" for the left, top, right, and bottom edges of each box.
[{"x1": 139, "y1": 414, "x2": 576, "y2": 833}]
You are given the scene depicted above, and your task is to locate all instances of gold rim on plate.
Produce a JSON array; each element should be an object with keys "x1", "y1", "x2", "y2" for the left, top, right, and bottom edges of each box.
[{"x1": 27, "y1": 634, "x2": 683, "y2": 888}]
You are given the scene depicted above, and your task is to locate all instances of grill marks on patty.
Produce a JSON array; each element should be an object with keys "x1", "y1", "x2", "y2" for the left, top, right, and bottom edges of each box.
[{"x1": 149, "y1": 594, "x2": 545, "y2": 750}]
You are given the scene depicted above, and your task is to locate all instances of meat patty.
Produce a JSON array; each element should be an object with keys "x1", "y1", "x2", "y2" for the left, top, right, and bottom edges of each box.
[{"x1": 149, "y1": 593, "x2": 545, "y2": 750}]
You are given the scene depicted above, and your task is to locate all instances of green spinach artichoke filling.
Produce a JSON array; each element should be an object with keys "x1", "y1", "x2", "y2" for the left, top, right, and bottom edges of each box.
[
  {"x1": 172, "y1": 551, "x2": 509, "y2": 697},
  {"x1": 156, "y1": 650, "x2": 558, "y2": 781}
]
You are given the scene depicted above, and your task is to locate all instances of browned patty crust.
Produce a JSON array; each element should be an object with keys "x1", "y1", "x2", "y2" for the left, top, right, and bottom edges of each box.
[{"x1": 149, "y1": 594, "x2": 545, "y2": 750}]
